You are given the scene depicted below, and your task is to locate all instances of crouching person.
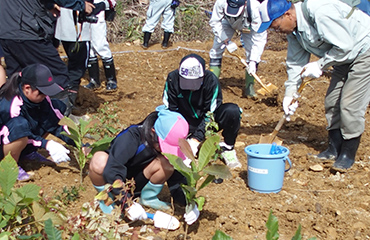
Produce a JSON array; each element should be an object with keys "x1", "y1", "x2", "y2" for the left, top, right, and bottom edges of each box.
[
  {"x1": 0, "y1": 64, "x2": 74, "y2": 181},
  {"x1": 88, "y1": 109, "x2": 200, "y2": 225}
]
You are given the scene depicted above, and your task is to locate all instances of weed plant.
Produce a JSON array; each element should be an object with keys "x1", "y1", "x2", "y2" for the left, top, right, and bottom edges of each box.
[
  {"x1": 55, "y1": 186, "x2": 80, "y2": 205},
  {"x1": 0, "y1": 154, "x2": 65, "y2": 239},
  {"x1": 90, "y1": 102, "x2": 122, "y2": 138}
]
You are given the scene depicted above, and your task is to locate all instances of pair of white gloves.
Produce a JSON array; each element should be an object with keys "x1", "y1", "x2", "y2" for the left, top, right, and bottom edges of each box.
[
  {"x1": 283, "y1": 61, "x2": 323, "y2": 121},
  {"x1": 223, "y1": 41, "x2": 257, "y2": 75},
  {"x1": 45, "y1": 140, "x2": 70, "y2": 163},
  {"x1": 126, "y1": 202, "x2": 200, "y2": 227}
]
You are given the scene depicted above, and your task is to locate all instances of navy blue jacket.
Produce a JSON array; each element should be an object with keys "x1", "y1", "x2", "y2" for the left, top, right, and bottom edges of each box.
[
  {"x1": 103, "y1": 125, "x2": 158, "y2": 185},
  {"x1": 0, "y1": 86, "x2": 74, "y2": 149}
]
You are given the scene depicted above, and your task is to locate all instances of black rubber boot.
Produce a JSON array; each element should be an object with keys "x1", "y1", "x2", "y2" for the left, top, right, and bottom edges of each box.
[
  {"x1": 313, "y1": 129, "x2": 342, "y2": 161},
  {"x1": 102, "y1": 57, "x2": 117, "y2": 91},
  {"x1": 161, "y1": 32, "x2": 172, "y2": 49},
  {"x1": 332, "y1": 135, "x2": 361, "y2": 170},
  {"x1": 84, "y1": 57, "x2": 101, "y2": 90},
  {"x1": 142, "y1": 32, "x2": 151, "y2": 49}
]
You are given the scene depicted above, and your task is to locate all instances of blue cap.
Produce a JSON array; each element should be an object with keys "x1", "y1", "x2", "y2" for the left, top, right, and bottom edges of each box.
[{"x1": 257, "y1": 0, "x2": 292, "y2": 33}]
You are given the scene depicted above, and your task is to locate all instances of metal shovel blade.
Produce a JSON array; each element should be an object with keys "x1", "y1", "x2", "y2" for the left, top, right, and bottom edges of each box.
[
  {"x1": 256, "y1": 83, "x2": 279, "y2": 95},
  {"x1": 228, "y1": 51, "x2": 278, "y2": 95}
]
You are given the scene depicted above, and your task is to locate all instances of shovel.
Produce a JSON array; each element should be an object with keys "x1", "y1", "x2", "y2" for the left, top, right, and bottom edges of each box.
[
  {"x1": 228, "y1": 51, "x2": 278, "y2": 95},
  {"x1": 259, "y1": 78, "x2": 314, "y2": 145}
]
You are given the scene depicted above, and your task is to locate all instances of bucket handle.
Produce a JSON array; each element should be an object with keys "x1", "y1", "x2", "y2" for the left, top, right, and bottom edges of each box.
[{"x1": 284, "y1": 157, "x2": 292, "y2": 172}]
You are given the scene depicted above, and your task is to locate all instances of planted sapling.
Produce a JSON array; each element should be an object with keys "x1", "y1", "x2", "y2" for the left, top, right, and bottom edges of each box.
[{"x1": 59, "y1": 117, "x2": 113, "y2": 184}]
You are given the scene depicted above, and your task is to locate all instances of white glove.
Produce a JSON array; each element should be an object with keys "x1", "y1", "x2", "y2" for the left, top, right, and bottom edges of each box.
[
  {"x1": 46, "y1": 140, "x2": 70, "y2": 163},
  {"x1": 247, "y1": 61, "x2": 257, "y2": 75},
  {"x1": 301, "y1": 62, "x2": 322, "y2": 78},
  {"x1": 224, "y1": 41, "x2": 238, "y2": 53},
  {"x1": 126, "y1": 202, "x2": 148, "y2": 221},
  {"x1": 187, "y1": 138, "x2": 200, "y2": 157},
  {"x1": 183, "y1": 158, "x2": 192, "y2": 168},
  {"x1": 282, "y1": 96, "x2": 299, "y2": 121},
  {"x1": 184, "y1": 204, "x2": 200, "y2": 225}
]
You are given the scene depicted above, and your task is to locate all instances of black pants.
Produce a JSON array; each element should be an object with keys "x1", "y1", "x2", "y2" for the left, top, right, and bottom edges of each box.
[
  {"x1": 188, "y1": 103, "x2": 241, "y2": 146},
  {"x1": 0, "y1": 39, "x2": 69, "y2": 88},
  {"x1": 61, "y1": 41, "x2": 90, "y2": 91}
]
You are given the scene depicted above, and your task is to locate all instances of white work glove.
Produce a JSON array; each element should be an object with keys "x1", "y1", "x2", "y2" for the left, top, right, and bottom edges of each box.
[
  {"x1": 183, "y1": 158, "x2": 192, "y2": 168},
  {"x1": 187, "y1": 138, "x2": 200, "y2": 157},
  {"x1": 126, "y1": 202, "x2": 148, "y2": 221},
  {"x1": 184, "y1": 204, "x2": 200, "y2": 225},
  {"x1": 282, "y1": 96, "x2": 299, "y2": 121},
  {"x1": 222, "y1": 41, "x2": 238, "y2": 53},
  {"x1": 46, "y1": 140, "x2": 70, "y2": 163},
  {"x1": 247, "y1": 61, "x2": 257, "y2": 75},
  {"x1": 301, "y1": 62, "x2": 322, "y2": 78}
]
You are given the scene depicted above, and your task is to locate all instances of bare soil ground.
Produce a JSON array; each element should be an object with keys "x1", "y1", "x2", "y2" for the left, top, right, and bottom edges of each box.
[{"x1": 18, "y1": 36, "x2": 370, "y2": 239}]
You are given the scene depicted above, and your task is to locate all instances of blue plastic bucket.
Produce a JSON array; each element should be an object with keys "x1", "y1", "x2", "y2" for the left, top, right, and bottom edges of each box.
[{"x1": 244, "y1": 144, "x2": 291, "y2": 193}]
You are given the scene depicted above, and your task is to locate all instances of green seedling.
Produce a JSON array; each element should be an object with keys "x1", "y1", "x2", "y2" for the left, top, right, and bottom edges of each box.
[
  {"x1": 266, "y1": 210, "x2": 317, "y2": 240},
  {"x1": 55, "y1": 186, "x2": 80, "y2": 205},
  {"x1": 212, "y1": 230, "x2": 233, "y2": 240},
  {"x1": 59, "y1": 117, "x2": 114, "y2": 184},
  {"x1": 166, "y1": 135, "x2": 232, "y2": 215},
  {"x1": 0, "y1": 154, "x2": 65, "y2": 237}
]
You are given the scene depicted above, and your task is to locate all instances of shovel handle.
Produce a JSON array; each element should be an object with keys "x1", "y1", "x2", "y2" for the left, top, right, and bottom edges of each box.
[
  {"x1": 268, "y1": 79, "x2": 312, "y2": 143},
  {"x1": 229, "y1": 52, "x2": 272, "y2": 93}
]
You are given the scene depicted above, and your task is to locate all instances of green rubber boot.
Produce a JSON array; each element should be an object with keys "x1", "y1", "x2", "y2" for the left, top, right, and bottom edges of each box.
[
  {"x1": 244, "y1": 71, "x2": 256, "y2": 98},
  {"x1": 93, "y1": 185, "x2": 115, "y2": 214},
  {"x1": 210, "y1": 66, "x2": 221, "y2": 78},
  {"x1": 139, "y1": 182, "x2": 171, "y2": 211}
]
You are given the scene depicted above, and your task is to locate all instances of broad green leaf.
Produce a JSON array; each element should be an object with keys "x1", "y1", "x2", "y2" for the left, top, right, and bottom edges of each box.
[
  {"x1": 95, "y1": 191, "x2": 109, "y2": 201},
  {"x1": 89, "y1": 137, "x2": 114, "y2": 156},
  {"x1": 17, "y1": 184, "x2": 41, "y2": 203},
  {"x1": 212, "y1": 230, "x2": 233, "y2": 240},
  {"x1": 198, "y1": 175, "x2": 215, "y2": 191},
  {"x1": 197, "y1": 135, "x2": 220, "y2": 171},
  {"x1": 59, "y1": 117, "x2": 78, "y2": 133},
  {"x1": 79, "y1": 118, "x2": 91, "y2": 136},
  {"x1": 44, "y1": 218, "x2": 62, "y2": 240},
  {"x1": 40, "y1": 212, "x2": 64, "y2": 226},
  {"x1": 291, "y1": 224, "x2": 302, "y2": 240},
  {"x1": 112, "y1": 179, "x2": 124, "y2": 188},
  {"x1": 0, "y1": 154, "x2": 18, "y2": 196},
  {"x1": 32, "y1": 202, "x2": 45, "y2": 222},
  {"x1": 0, "y1": 232, "x2": 11, "y2": 240},
  {"x1": 0, "y1": 219, "x2": 8, "y2": 229},
  {"x1": 71, "y1": 233, "x2": 80, "y2": 240},
  {"x1": 61, "y1": 130, "x2": 80, "y2": 147},
  {"x1": 3, "y1": 201, "x2": 15, "y2": 215},
  {"x1": 165, "y1": 153, "x2": 192, "y2": 179},
  {"x1": 203, "y1": 164, "x2": 232, "y2": 180},
  {"x1": 266, "y1": 210, "x2": 279, "y2": 240}
]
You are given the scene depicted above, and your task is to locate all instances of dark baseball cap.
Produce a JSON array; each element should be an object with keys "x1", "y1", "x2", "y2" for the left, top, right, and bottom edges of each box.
[
  {"x1": 178, "y1": 54, "x2": 205, "y2": 91},
  {"x1": 20, "y1": 64, "x2": 63, "y2": 96},
  {"x1": 226, "y1": 0, "x2": 246, "y2": 17}
]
